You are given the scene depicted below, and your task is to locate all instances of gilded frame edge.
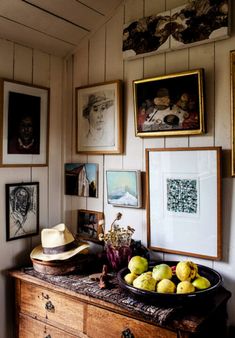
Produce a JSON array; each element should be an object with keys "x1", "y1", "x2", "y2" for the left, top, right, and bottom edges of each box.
[{"x1": 230, "y1": 50, "x2": 235, "y2": 176}]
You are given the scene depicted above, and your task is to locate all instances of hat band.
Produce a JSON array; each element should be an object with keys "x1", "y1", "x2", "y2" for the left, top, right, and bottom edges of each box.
[{"x1": 43, "y1": 240, "x2": 77, "y2": 255}]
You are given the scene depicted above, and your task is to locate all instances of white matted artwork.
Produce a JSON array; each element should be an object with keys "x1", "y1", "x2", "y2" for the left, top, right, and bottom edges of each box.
[{"x1": 146, "y1": 147, "x2": 222, "y2": 260}]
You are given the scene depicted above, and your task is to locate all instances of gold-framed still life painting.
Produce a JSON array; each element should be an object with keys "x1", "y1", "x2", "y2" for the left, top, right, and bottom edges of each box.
[
  {"x1": 133, "y1": 69, "x2": 205, "y2": 137},
  {"x1": 0, "y1": 79, "x2": 49, "y2": 166},
  {"x1": 76, "y1": 80, "x2": 123, "y2": 155}
]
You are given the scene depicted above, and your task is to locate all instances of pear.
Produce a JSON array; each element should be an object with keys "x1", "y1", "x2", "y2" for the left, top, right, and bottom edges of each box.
[
  {"x1": 176, "y1": 281, "x2": 195, "y2": 294},
  {"x1": 192, "y1": 276, "x2": 211, "y2": 290},
  {"x1": 133, "y1": 272, "x2": 156, "y2": 291},
  {"x1": 124, "y1": 272, "x2": 138, "y2": 285},
  {"x1": 152, "y1": 264, "x2": 172, "y2": 281},
  {"x1": 128, "y1": 256, "x2": 148, "y2": 275},
  {"x1": 156, "y1": 279, "x2": 176, "y2": 293},
  {"x1": 176, "y1": 261, "x2": 198, "y2": 281}
]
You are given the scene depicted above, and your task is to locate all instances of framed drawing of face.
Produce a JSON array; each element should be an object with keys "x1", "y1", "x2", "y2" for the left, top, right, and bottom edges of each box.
[
  {"x1": 76, "y1": 80, "x2": 123, "y2": 154},
  {"x1": 6, "y1": 182, "x2": 39, "y2": 241}
]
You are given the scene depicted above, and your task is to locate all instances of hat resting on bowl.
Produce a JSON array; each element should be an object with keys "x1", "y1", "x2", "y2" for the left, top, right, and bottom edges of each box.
[{"x1": 30, "y1": 223, "x2": 89, "y2": 262}]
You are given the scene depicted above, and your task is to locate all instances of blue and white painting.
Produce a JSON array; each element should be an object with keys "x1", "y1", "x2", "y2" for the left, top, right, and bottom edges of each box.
[{"x1": 106, "y1": 170, "x2": 141, "y2": 208}]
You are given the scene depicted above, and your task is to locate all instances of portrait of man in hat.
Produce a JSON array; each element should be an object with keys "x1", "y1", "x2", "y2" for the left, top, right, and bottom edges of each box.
[{"x1": 81, "y1": 90, "x2": 114, "y2": 147}]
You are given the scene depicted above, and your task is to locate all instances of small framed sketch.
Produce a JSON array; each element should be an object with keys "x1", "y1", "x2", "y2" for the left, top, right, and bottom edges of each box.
[
  {"x1": 76, "y1": 80, "x2": 123, "y2": 154},
  {"x1": 133, "y1": 69, "x2": 204, "y2": 137},
  {"x1": 0, "y1": 79, "x2": 49, "y2": 166},
  {"x1": 106, "y1": 170, "x2": 142, "y2": 208},
  {"x1": 6, "y1": 182, "x2": 39, "y2": 241},
  {"x1": 65, "y1": 163, "x2": 98, "y2": 197},
  {"x1": 77, "y1": 209, "x2": 104, "y2": 242},
  {"x1": 146, "y1": 147, "x2": 222, "y2": 260}
]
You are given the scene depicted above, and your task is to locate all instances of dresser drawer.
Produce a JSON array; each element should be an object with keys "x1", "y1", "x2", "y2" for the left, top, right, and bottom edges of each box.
[
  {"x1": 20, "y1": 281, "x2": 84, "y2": 334},
  {"x1": 19, "y1": 313, "x2": 80, "y2": 338},
  {"x1": 86, "y1": 305, "x2": 177, "y2": 338}
]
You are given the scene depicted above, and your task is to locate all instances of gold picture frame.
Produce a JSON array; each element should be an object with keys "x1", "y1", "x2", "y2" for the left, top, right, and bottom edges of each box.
[
  {"x1": 146, "y1": 147, "x2": 222, "y2": 260},
  {"x1": 230, "y1": 50, "x2": 235, "y2": 176},
  {"x1": 76, "y1": 80, "x2": 123, "y2": 155},
  {"x1": 0, "y1": 78, "x2": 49, "y2": 166},
  {"x1": 133, "y1": 69, "x2": 205, "y2": 137}
]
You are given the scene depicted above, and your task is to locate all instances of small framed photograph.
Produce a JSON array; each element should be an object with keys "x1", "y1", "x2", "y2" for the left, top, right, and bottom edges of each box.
[
  {"x1": 65, "y1": 163, "x2": 98, "y2": 197},
  {"x1": 6, "y1": 182, "x2": 39, "y2": 241},
  {"x1": 0, "y1": 79, "x2": 49, "y2": 166},
  {"x1": 133, "y1": 69, "x2": 204, "y2": 137},
  {"x1": 106, "y1": 170, "x2": 142, "y2": 208},
  {"x1": 77, "y1": 209, "x2": 104, "y2": 242},
  {"x1": 146, "y1": 147, "x2": 222, "y2": 260},
  {"x1": 76, "y1": 80, "x2": 123, "y2": 154}
]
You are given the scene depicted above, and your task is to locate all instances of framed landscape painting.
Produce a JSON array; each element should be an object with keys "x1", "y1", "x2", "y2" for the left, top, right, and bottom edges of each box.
[
  {"x1": 106, "y1": 170, "x2": 142, "y2": 208},
  {"x1": 146, "y1": 147, "x2": 222, "y2": 260}
]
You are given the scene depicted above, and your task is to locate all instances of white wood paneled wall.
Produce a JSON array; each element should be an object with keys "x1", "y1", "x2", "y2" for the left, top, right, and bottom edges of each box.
[
  {"x1": 0, "y1": 40, "x2": 63, "y2": 337},
  {"x1": 66, "y1": 0, "x2": 235, "y2": 328}
]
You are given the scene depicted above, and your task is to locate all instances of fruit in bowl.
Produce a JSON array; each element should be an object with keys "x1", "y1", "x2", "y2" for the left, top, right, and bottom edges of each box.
[{"x1": 122, "y1": 257, "x2": 217, "y2": 296}]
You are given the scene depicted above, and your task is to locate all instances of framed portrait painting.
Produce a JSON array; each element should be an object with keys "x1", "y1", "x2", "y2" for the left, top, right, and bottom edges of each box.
[
  {"x1": 133, "y1": 69, "x2": 205, "y2": 137},
  {"x1": 6, "y1": 182, "x2": 39, "y2": 241},
  {"x1": 0, "y1": 79, "x2": 49, "y2": 166},
  {"x1": 77, "y1": 209, "x2": 104, "y2": 242},
  {"x1": 106, "y1": 170, "x2": 142, "y2": 208},
  {"x1": 76, "y1": 80, "x2": 123, "y2": 154},
  {"x1": 146, "y1": 147, "x2": 222, "y2": 260}
]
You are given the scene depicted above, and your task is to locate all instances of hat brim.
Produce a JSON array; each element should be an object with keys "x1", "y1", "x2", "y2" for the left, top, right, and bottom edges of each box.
[{"x1": 30, "y1": 242, "x2": 89, "y2": 262}]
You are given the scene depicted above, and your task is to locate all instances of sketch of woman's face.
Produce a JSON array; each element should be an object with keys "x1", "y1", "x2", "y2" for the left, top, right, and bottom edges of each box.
[{"x1": 89, "y1": 103, "x2": 107, "y2": 132}]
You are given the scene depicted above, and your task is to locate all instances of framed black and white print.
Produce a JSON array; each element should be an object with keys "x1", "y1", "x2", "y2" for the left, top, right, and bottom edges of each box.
[
  {"x1": 0, "y1": 79, "x2": 49, "y2": 166},
  {"x1": 146, "y1": 147, "x2": 222, "y2": 260},
  {"x1": 6, "y1": 182, "x2": 39, "y2": 241}
]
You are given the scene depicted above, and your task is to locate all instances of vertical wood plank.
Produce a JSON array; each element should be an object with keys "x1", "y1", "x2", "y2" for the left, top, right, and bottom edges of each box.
[
  {"x1": 89, "y1": 27, "x2": 106, "y2": 84},
  {"x1": 14, "y1": 44, "x2": 33, "y2": 83},
  {"x1": 48, "y1": 55, "x2": 63, "y2": 226},
  {"x1": 0, "y1": 39, "x2": 14, "y2": 78}
]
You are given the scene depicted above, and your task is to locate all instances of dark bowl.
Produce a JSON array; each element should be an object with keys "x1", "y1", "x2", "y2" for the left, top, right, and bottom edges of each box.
[{"x1": 117, "y1": 261, "x2": 222, "y2": 305}]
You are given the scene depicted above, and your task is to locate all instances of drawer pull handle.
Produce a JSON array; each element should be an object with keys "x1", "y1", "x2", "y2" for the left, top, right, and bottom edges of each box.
[
  {"x1": 44, "y1": 335, "x2": 52, "y2": 338},
  {"x1": 45, "y1": 300, "x2": 55, "y2": 312},
  {"x1": 122, "y1": 328, "x2": 134, "y2": 338}
]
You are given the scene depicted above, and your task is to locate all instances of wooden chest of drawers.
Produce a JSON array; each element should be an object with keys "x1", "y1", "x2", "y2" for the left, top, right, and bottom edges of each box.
[{"x1": 10, "y1": 270, "x2": 230, "y2": 338}]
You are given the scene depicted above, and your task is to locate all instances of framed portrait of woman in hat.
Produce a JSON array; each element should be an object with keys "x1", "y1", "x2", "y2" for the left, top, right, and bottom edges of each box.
[
  {"x1": 76, "y1": 80, "x2": 123, "y2": 154},
  {"x1": 133, "y1": 69, "x2": 205, "y2": 137}
]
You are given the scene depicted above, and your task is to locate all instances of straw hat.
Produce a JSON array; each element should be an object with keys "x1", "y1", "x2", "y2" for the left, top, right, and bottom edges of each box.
[{"x1": 30, "y1": 223, "x2": 89, "y2": 262}]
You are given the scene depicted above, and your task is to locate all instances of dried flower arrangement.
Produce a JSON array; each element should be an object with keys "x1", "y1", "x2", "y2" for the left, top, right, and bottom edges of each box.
[
  {"x1": 99, "y1": 213, "x2": 135, "y2": 271},
  {"x1": 99, "y1": 213, "x2": 135, "y2": 248}
]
